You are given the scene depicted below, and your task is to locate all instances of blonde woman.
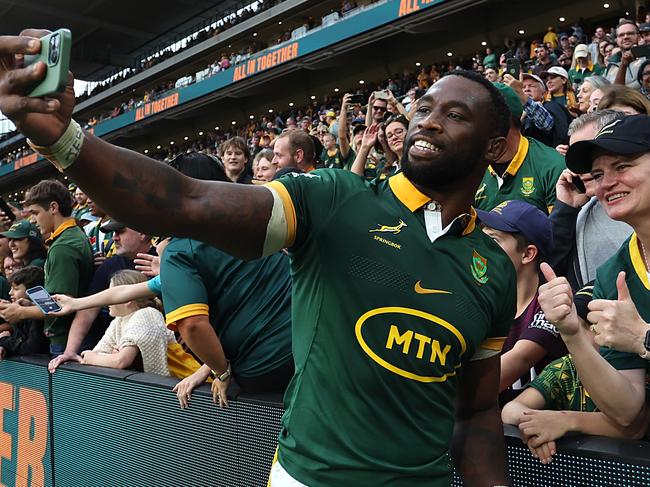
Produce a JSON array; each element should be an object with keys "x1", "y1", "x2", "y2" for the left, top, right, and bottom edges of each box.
[{"x1": 79, "y1": 269, "x2": 173, "y2": 376}]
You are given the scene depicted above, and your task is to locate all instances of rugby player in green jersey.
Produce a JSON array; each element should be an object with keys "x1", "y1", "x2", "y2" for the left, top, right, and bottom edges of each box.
[{"x1": 0, "y1": 31, "x2": 517, "y2": 486}]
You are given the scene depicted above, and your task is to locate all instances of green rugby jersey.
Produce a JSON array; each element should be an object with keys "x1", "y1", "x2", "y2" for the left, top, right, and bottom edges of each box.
[
  {"x1": 44, "y1": 219, "x2": 94, "y2": 346},
  {"x1": 475, "y1": 136, "x2": 566, "y2": 214},
  {"x1": 161, "y1": 238, "x2": 292, "y2": 378},
  {"x1": 528, "y1": 355, "x2": 598, "y2": 412},
  {"x1": 594, "y1": 233, "x2": 650, "y2": 372},
  {"x1": 266, "y1": 171, "x2": 516, "y2": 486}
]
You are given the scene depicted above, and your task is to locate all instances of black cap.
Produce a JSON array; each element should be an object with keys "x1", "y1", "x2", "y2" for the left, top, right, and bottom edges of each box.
[
  {"x1": 565, "y1": 115, "x2": 650, "y2": 173},
  {"x1": 640, "y1": 23, "x2": 650, "y2": 33},
  {"x1": 100, "y1": 219, "x2": 126, "y2": 232}
]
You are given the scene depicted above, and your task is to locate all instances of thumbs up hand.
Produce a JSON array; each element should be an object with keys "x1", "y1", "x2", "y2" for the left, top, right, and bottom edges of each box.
[
  {"x1": 587, "y1": 272, "x2": 649, "y2": 354},
  {"x1": 538, "y1": 263, "x2": 581, "y2": 336}
]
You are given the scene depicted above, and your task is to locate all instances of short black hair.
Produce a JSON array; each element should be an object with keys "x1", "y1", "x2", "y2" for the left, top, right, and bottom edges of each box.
[
  {"x1": 9, "y1": 265, "x2": 44, "y2": 289},
  {"x1": 168, "y1": 152, "x2": 229, "y2": 182},
  {"x1": 441, "y1": 69, "x2": 511, "y2": 138}
]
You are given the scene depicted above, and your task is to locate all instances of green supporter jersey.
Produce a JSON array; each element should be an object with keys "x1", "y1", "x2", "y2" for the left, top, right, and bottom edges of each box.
[
  {"x1": 44, "y1": 220, "x2": 94, "y2": 346},
  {"x1": 528, "y1": 355, "x2": 598, "y2": 412},
  {"x1": 266, "y1": 170, "x2": 517, "y2": 487},
  {"x1": 475, "y1": 135, "x2": 566, "y2": 214},
  {"x1": 594, "y1": 233, "x2": 650, "y2": 373},
  {"x1": 161, "y1": 238, "x2": 292, "y2": 378},
  {"x1": 320, "y1": 146, "x2": 355, "y2": 169}
]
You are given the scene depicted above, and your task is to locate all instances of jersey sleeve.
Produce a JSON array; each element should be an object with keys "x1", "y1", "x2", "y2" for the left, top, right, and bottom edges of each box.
[
  {"x1": 146, "y1": 275, "x2": 162, "y2": 296},
  {"x1": 160, "y1": 239, "x2": 210, "y2": 330},
  {"x1": 265, "y1": 169, "x2": 359, "y2": 252},
  {"x1": 473, "y1": 255, "x2": 517, "y2": 360},
  {"x1": 44, "y1": 244, "x2": 85, "y2": 296},
  {"x1": 526, "y1": 356, "x2": 567, "y2": 409}
]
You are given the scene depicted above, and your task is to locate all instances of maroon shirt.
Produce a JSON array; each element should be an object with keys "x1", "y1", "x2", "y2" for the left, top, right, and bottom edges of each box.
[{"x1": 499, "y1": 293, "x2": 568, "y2": 406}]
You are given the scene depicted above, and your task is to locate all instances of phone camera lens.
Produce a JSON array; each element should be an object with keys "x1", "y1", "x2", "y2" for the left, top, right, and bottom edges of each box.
[{"x1": 49, "y1": 34, "x2": 60, "y2": 65}]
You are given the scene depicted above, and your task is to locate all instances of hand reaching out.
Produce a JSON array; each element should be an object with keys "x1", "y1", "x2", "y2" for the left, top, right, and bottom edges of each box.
[{"x1": 134, "y1": 253, "x2": 160, "y2": 277}]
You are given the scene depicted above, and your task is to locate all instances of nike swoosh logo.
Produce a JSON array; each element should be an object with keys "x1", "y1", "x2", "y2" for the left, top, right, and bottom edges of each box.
[{"x1": 414, "y1": 281, "x2": 452, "y2": 295}]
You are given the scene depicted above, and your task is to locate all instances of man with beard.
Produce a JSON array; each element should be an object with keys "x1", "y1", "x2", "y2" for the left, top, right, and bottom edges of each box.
[{"x1": 0, "y1": 34, "x2": 514, "y2": 486}]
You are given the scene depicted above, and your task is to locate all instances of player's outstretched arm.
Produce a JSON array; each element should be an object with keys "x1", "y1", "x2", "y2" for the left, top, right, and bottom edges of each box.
[
  {"x1": 0, "y1": 30, "x2": 273, "y2": 259},
  {"x1": 451, "y1": 355, "x2": 510, "y2": 487},
  {"x1": 68, "y1": 134, "x2": 273, "y2": 259}
]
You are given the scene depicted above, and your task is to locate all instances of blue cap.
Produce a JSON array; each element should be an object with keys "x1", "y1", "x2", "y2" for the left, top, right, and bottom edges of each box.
[{"x1": 476, "y1": 200, "x2": 554, "y2": 258}]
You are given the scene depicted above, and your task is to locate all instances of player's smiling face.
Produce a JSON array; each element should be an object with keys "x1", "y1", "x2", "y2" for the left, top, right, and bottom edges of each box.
[{"x1": 401, "y1": 76, "x2": 495, "y2": 192}]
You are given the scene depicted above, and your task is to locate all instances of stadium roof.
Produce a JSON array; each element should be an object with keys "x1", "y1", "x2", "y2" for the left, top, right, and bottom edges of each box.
[{"x1": 0, "y1": 0, "x2": 244, "y2": 81}]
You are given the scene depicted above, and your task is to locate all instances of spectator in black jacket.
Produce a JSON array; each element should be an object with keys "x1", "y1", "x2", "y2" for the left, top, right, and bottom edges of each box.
[{"x1": 0, "y1": 266, "x2": 49, "y2": 359}]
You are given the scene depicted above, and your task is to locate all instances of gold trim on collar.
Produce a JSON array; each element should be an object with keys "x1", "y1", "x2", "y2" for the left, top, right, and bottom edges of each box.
[
  {"x1": 629, "y1": 234, "x2": 650, "y2": 290},
  {"x1": 462, "y1": 207, "x2": 478, "y2": 236},
  {"x1": 389, "y1": 173, "x2": 431, "y2": 212},
  {"x1": 46, "y1": 219, "x2": 77, "y2": 244},
  {"x1": 488, "y1": 136, "x2": 530, "y2": 177},
  {"x1": 389, "y1": 174, "x2": 477, "y2": 236}
]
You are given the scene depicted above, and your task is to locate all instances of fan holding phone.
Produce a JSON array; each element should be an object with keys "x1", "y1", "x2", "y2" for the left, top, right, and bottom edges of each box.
[{"x1": 605, "y1": 20, "x2": 647, "y2": 89}]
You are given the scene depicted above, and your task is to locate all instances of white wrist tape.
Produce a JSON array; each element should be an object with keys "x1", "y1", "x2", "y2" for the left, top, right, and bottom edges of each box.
[{"x1": 27, "y1": 119, "x2": 84, "y2": 172}]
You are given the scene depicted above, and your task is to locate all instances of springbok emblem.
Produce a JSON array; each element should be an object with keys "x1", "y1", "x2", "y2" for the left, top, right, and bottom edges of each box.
[{"x1": 369, "y1": 219, "x2": 408, "y2": 234}]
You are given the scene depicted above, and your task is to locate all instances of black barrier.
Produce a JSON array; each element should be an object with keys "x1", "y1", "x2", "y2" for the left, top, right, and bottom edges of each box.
[{"x1": 1, "y1": 356, "x2": 649, "y2": 486}]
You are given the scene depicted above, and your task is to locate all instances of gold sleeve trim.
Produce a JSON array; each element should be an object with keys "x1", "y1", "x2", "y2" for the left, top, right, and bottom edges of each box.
[
  {"x1": 265, "y1": 181, "x2": 297, "y2": 247},
  {"x1": 165, "y1": 303, "x2": 210, "y2": 330}
]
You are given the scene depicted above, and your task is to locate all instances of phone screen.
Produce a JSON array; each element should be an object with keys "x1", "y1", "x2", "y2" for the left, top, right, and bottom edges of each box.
[{"x1": 27, "y1": 287, "x2": 61, "y2": 313}]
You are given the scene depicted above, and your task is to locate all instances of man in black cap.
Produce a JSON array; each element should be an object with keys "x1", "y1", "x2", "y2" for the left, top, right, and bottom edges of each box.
[
  {"x1": 48, "y1": 219, "x2": 154, "y2": 371},
  {"x1": 539, "y1": 114, "x2": 650, "y2": 436}
]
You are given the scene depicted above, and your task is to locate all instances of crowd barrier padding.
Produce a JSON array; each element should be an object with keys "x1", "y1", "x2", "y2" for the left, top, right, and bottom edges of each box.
[{"x1": 1, "y1": 356, "x2": 650, "y2": 486}]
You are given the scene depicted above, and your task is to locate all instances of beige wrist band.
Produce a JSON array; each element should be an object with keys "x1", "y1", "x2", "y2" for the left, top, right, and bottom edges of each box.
[{"x1": 27, "y1": 119, "x2": 85, "y2": 172}]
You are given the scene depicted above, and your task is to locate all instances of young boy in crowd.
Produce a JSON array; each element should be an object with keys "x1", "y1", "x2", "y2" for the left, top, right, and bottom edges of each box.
[
  {"x1": 477, "y1": 200, "x2": 567, "y2": 406},
  {"x1": 0, "y1": 266, "x2": 49, "y2": 359}
]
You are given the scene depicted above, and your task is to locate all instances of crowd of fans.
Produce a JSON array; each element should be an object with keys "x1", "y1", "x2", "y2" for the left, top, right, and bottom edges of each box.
[
  {"x1": 0, "y1": 0, "x2": 365, "y2": 165},
  {"x1": 76, "y1": 0, "x2": 285, "y2": 103},
  {"x1": 1, "y1": 13, "x2": 650, "y2": 477}
]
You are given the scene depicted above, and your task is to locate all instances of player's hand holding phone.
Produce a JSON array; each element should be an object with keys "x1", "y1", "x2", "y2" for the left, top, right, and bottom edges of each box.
[{"x1": 0, "y1": 29, "x2": 75, "y2": 146}]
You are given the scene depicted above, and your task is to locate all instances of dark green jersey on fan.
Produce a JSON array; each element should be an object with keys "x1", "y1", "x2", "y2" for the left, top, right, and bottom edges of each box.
[
  {"x1": 594, "y1": 233, "x2": 650, "y2": 373},
  {"x1": 266, "y1": 170, "x2": 516, "y2": 486},
  {"x1": 161, "y1": 238, "x2": 292, "y2": 378},
  {"x1": 475, "y1": 136, "x2": 565, "y2": 214}
]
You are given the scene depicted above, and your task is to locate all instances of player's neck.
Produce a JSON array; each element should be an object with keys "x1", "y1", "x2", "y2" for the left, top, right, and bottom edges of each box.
[
  {"x1": 413, "y1": 171, "x2": 484, "y2": 228},
  {"x1": 496, "y1": 129, "x2": 520, "y2": 165}
]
